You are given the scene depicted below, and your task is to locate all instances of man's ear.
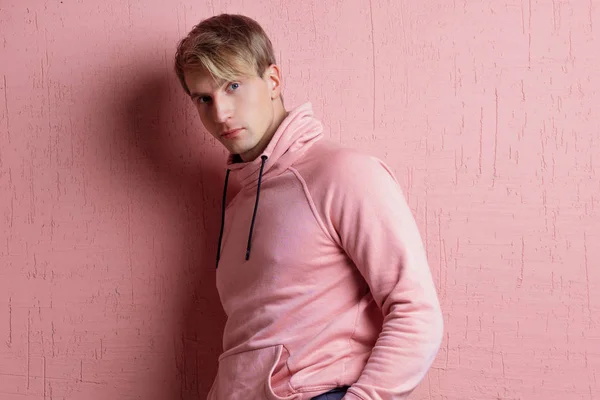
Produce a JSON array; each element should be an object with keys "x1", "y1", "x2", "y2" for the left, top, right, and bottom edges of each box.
[{"x1": 264, "y1": 64, "x2": 282, "y2": 99}]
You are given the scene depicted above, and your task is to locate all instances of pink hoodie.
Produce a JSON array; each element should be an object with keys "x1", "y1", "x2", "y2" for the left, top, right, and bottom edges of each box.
[{"x1": 208, "y1": 103, "x2": 443, "y2": 400}]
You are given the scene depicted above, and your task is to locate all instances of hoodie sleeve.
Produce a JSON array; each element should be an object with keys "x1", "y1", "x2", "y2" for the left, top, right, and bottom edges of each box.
[{"x1": 320, "y1": 151, "x2": 443, "y2": 400}]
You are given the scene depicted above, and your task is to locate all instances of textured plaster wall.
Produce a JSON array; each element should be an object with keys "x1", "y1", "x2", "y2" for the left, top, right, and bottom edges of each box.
[{"x1": 1, "y1": 1, "x2": 599, "y2": 399}]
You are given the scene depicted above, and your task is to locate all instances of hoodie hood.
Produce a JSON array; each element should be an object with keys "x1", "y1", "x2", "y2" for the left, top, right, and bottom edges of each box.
[
  {"x1": 216, "y1": 102, "x2": 324, "y2": 266},
  {"x1": 225, "y1": 102, "x2": 323, "y2": 188}
]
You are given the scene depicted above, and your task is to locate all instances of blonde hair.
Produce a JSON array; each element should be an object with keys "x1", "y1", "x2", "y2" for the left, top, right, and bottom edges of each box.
[{"x1": 174, "y1": 14, "x2": 277, "y2": 95}]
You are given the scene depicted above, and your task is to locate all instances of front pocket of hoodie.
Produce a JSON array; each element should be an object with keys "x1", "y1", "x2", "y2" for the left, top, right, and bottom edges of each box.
[{"x1": 209, "y1": 344, "x2": 299, "y2": 400}]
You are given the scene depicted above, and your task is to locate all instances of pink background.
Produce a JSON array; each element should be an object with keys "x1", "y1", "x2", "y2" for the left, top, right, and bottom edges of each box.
[{"x1": 1, "y1": 1, "x2": 599, "y2": 399}]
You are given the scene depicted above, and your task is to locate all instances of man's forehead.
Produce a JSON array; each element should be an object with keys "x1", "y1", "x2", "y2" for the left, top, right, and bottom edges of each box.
[{"x1": 185, "y1": 69, "x2": 222, "y2": 89}]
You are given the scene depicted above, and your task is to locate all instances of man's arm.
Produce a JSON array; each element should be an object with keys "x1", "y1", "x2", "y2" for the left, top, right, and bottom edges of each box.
[{"x1": 324, "y1": 152, "x2": 444, "y2": 400}]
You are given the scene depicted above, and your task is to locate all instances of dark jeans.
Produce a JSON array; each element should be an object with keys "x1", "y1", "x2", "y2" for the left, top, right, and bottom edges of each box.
[{"x1": 310, "y1": 386, "x2": 350, "y2": 400}]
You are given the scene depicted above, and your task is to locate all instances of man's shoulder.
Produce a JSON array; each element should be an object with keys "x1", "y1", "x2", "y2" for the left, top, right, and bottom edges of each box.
[{"x1": 297, "y1": 139, "x2": 391, "y2": 186}]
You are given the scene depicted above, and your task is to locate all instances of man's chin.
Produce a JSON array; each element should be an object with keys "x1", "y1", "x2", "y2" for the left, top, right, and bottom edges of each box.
[
  {"x1": 227, "y1": 144, "x2": 247, "y2": 154},
  {"x1": 222, "y1": 144, "x2": 251, "y2": 160},
  {"x1": 227, "y1": 141, "x2": 259, "y2": 158}
]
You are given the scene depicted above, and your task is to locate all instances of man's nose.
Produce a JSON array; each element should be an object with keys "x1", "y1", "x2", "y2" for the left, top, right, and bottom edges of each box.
[{"x1": 213, "y1": 97, "x2": 233, "y2": 123}]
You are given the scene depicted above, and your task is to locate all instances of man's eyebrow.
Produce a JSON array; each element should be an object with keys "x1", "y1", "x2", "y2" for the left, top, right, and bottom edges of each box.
[
  {"x1": 189, "y1": 91, "x2": 210, "y2": 98},
  {"x1": 188, "y1": 74, "x2": 247, "y2": 97},
  {"x1": 189, "y1": 79, "x2": 230, "y2": 98}
]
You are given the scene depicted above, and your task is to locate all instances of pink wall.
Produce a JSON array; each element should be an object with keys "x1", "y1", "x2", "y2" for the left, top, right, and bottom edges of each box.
[{"x1": 1, "y1": 1, "x2": 599, "y2": 399}]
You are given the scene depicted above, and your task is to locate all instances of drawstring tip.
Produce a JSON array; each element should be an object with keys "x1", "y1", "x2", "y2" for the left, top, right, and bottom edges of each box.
[{"x1": 245, "y1": 251, "x2": 251, "y2": 260}]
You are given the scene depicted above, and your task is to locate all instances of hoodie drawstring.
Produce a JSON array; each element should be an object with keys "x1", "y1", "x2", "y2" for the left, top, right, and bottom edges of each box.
[
  {"x1": 216, "y1": 169, "x2": 231, "y2": 268},
  {"x1": 215, "y1": 155, "x2": 268, "y2": 268},
  {"x1": 246, "y1": 155, "x2": 268, "y2": 260}
]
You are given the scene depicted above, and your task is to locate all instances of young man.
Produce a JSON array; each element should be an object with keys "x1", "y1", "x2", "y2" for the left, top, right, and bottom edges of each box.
[{"x1": 174, "y1": 14, "x2": 443, "y2": 400}]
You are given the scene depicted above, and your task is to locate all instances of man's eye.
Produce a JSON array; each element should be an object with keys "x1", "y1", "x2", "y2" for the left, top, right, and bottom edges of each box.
[{"x1": 197, "y1": 96, "x2": 211, "y2": 104}]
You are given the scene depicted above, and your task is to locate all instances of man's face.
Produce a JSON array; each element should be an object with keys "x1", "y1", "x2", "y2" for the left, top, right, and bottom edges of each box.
[{"x1": 184, "y1": 66, "x2": 278, "y2": 161}]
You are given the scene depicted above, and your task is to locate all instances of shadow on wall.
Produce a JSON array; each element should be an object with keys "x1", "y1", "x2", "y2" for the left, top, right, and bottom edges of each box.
[{"x1": 106, "y1": 65, "x2": 229, "y2": 398}]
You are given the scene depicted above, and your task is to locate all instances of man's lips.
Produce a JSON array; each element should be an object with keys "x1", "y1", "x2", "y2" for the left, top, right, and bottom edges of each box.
[{"x1": 221, "y1": 128, "x2": 244, "y2": 138}]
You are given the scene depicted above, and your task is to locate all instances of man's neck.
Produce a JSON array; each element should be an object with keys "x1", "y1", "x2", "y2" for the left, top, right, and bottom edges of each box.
[{"x1": 240, "y1": 101, "x2": 288, "y2": 162}]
